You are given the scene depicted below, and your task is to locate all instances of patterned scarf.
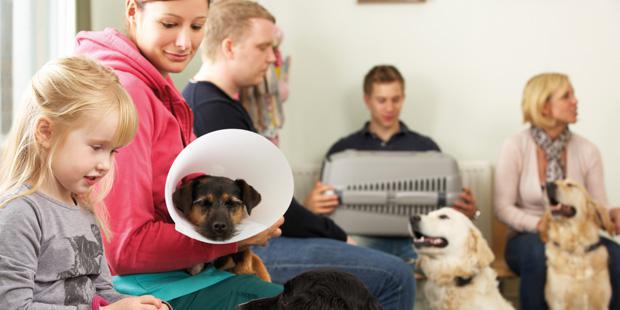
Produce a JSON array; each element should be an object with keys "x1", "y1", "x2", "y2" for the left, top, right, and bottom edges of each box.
[{"x1": 530, "y1": 126, "x2": 571, "y2": 182}]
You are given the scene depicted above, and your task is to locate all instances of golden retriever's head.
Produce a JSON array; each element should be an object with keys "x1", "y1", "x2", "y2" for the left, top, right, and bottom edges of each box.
[
  {"x1": 410, "y1": 207, "x2": 494, "y2": 273},
  {"x1": 541, "y1": 178, "x2": 614, "y2": 243}
]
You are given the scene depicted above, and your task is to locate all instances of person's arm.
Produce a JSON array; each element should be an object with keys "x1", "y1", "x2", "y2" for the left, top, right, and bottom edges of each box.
[
  {"x1": 103, "y1": 85, "x2": 236, "y2": 275},
  {"x1": 582, "y1": 143, "x2": 608, "y2": 207},
  {"x1": 94, "y1": 248, "x2": 127, "y2": 303},
  {"x1": 494, "y1": 138, "x2": 541, "y2": 233},
  {"x1": 580, "y1": 142, "x2": 620, "y2": 233},
  {"x1": 280, "y1": 198, "x2": 347, "y2": 241}
]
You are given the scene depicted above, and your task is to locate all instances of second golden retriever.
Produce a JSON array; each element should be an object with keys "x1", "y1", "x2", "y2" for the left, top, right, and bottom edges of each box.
[
  {"x1": 410, "y1": 208, "x2": 513, "y2": 310},
  {"x1": 540, "y1": 179, "x2": 615, "y2": 310}
]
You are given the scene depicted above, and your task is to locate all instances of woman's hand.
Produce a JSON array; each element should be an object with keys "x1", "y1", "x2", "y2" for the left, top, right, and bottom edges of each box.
[
  {"x1": 450, "y1": 188, "x2": 478, "y2": 220},
  {"x1": 303, "y1": 181, "x2": 339, "y2": 215},
  {"x1": 102, "y1": 296, "x2": 168, "y2": 310},
  {"x1": 610, "y1": 208, "x2": 620, "y2": 234},
  {"x1": 237, "y1": 217, "x2": 284, "y2": 250}
]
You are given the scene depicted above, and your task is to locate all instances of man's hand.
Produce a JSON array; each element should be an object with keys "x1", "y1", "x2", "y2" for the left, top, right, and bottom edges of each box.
[
  {"x1": 610, "y1": 208, "x2": 620, "y2": 234},
  {"x1": 237, "y1": 217, "x2": 284, "y2": 250},
  {"x1": 450, "y1": 187, "x2": 478, "y2": 220},
  {"x1": 303, "y1": 181, "x2": 339, "y2": 215}
]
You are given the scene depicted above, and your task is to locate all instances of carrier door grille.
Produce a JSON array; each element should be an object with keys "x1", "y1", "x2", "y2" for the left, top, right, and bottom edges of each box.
[{"x1": 344, "y1": 178, "x2": 447, "y2": 216}]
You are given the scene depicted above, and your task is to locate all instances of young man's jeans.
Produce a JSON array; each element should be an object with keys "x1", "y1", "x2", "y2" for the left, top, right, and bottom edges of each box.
[
  {"x1": 505, "y1": 232, "x2": 620, "y2": 310},
  {"x1": 253, "y1": 237, "x2": 415, "y2": 310}
]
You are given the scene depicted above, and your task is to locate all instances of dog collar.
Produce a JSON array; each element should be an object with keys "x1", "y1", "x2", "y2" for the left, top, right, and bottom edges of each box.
[
  {"x1": 585, "y1": 240, "x2": 604, "y2": 253},
  {"x1": 454, "y1": 275, "x2": 474, "y2": 287},
  {"x1": 551, "y1": 239, "x2": 604, "y2": 253}
]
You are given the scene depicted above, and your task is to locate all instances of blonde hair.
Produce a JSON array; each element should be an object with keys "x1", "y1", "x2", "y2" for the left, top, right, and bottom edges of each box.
[
  {"x1": 521, "y1": 72, "x2": 571, "y2": 129},
  {"x1": 203, "y1": 0, "x2": 275, "y2": 61},
  {"x1": 0, "y1": 56, "x2": 138, "y2": 238}
]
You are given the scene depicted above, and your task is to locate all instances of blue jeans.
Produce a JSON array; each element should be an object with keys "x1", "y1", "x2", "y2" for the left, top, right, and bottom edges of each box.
[
  {"x1": 253, "y1": 237, "x2": 415, "y2": 310},
  {"x1": 352, "y1": 235, "x2": 418, "y2": 263},
  {"x1": 505, "y1": 232, "x2": 620, "y2": 310}
]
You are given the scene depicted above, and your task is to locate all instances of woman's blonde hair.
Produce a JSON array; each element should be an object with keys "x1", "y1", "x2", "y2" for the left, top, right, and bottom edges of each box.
[
  {"x1": 521, "y1": 72, "x2": 571, "y2": 129},
  {"x1": 0, "y1": 56, "x2": 137, "y2": 238}
]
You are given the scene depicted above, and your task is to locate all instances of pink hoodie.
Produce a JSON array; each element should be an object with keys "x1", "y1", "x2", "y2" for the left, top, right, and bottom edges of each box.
[{"x1": 75, "y1": 28, "x2": 236, "y2": 275}]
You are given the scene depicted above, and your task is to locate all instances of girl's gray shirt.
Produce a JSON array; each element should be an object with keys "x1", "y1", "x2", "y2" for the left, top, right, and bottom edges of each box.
[{"x1": 0, "y1": 188, "x2": 125, "y2": 309}]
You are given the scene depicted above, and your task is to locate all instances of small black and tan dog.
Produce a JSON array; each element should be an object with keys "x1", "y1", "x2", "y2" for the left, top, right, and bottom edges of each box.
[{"x1": 173, "y1": 175, "x2": 271, "y2": 281}]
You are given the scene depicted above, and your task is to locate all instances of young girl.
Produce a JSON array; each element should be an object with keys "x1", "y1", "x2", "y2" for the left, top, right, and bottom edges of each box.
[{"x1": 0, "y1": 56, "x2": 169, "y2": 310}]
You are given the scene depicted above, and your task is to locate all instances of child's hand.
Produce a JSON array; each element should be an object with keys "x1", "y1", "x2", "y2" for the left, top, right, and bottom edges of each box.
[{"x1": 102, "y1": 295, "x2": 168, "y2": 309}]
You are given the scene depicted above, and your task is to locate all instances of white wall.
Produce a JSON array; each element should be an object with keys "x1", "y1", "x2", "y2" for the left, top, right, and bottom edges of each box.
[{"x1": 91, "y1": 0, "x2": 620, "y2": 204}]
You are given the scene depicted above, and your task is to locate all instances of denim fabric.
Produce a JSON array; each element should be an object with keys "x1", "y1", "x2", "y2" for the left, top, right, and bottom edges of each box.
[
  {"x1": 352, "y1": 235, "x2": 418, "y2": 263},
  {"x1": 252, "y1": 237, "x2": 415, "y2": 310},
  {"x1": 506, "y1": 232, "x2": 620, "y2": 310}
]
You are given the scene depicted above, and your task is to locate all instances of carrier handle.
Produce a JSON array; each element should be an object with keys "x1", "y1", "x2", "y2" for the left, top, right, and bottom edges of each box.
[{"x1": 337, "y1": 190, "x2": 459, "y2": 206}]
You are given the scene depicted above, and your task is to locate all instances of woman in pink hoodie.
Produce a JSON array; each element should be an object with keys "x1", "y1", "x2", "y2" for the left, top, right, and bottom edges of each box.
[{"x1": 75, "y1": 1, "x2": 283, "y2": 309}]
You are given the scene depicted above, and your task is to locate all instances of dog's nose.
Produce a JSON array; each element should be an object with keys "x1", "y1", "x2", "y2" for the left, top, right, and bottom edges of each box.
[
  {"x1": 212, "y1": 221, "x2": 228, "y2": 232},
  {"x1": 410, "y1": 215, "x2": 421, "y2": 225}
]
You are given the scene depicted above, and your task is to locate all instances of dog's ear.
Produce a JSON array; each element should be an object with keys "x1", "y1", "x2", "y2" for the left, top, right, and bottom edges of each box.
[
  {"x1": 173, "y1": 178, "x2": 200, "y2": 214},
  {"x1": 589, "y1": 198, "x2": 615, "y2": 236},
  {"x1": 539, "y1": 210, "x2": 551, "y2": 243},
  {"x1": 466, "y1": 228, "x2": 494, "y2": 269},
  {"x1": 235, "y1": 179, "x2": 262, "y2": 215}
]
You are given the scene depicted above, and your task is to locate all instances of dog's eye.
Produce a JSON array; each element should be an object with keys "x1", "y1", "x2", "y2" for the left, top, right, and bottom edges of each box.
[
  {"x1": 439, "y1": 214, "x2": 449, "y2": 220},
  {"x1": 193, "y1": 199, "x2": 210, "y2": 207}
]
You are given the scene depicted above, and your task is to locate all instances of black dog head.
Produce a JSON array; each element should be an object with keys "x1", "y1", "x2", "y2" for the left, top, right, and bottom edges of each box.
[
  {"x1": 236, "y1": 269, "x2": 381, "y2": 310},
  {"x1": 172, "y1": 175, "x2": 262, "y2": 241}
]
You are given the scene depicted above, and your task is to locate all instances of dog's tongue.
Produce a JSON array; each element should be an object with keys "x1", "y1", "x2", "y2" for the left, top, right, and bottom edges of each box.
[
  {"x1": 550, "y1": 204, "x2": 576, "y2": 217},
  {"x1": 413, "y1": 235, "x2": 444, "y2": 247}
]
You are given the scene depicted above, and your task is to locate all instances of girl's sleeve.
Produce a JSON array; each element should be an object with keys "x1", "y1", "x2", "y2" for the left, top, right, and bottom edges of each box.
[{"x1": 94, "y1": 250, "x2": 126, "y2": 303}]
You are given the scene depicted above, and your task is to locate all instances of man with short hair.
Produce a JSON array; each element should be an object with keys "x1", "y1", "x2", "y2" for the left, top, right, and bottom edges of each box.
[
  {"x1": 182, "y1": 2, "x2": 415, "y2": 309},
  {"x1": 304, "y1": 65, "x2": 479, "y2": 263}
]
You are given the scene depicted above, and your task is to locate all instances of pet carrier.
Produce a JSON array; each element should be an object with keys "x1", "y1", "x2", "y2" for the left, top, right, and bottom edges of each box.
[{"x1": 321, "y1": 150, "x2": 462, "y2": 236}]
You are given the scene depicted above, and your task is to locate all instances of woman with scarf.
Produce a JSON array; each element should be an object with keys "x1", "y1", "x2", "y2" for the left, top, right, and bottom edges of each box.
[{"x1": 494, "y1": 72, "x2": 620, "y2": 310}]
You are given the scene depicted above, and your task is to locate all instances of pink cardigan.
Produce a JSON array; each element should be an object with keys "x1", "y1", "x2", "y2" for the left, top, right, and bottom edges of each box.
[
  {"x1": 494, "y1": 129, "x2": 608, "y2": 233},
  {"x1": 75, "y1": 28, "x2": 236, "y2": 275}
]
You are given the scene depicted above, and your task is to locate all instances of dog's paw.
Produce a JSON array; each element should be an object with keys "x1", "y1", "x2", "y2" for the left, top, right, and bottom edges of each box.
[{"x1": 187, "y1": 263, "x2": 205, "y2": 276}]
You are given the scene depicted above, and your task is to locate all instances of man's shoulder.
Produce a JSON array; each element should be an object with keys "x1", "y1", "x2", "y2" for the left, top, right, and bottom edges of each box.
[
  {"x1": 183, "y1": 82, "x2": 234, "y2": 110},
  {"x1": 326, "y1": 128, "x2": 366, "y2": 156},
  {"x1": 400, "y1": 127, "x2": 440, "y2": 151},
  {"x1": 336, "y1": 128, "x2": 366, "y2": 144}
]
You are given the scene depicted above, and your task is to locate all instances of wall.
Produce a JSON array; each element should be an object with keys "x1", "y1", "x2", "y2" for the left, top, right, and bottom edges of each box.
[{"x1": 91, "y1": 0, "x2": 620, "y2": 204}]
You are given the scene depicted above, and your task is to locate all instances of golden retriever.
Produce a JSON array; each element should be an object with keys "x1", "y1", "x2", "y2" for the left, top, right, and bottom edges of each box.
[
  {"x1": 540, "y1": 179, "x2": 615, "y2": 310},
  {"x1": 410, "y1": 207, "x2": 513, "y2": 310}
]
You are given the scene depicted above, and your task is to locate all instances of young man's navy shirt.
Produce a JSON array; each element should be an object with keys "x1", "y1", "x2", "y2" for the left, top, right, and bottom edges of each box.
[{"x1": 326, "y1": 121, "x2": 441, "y2": 157}]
